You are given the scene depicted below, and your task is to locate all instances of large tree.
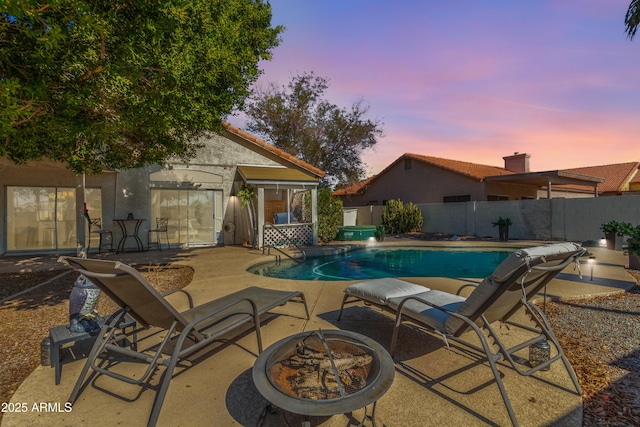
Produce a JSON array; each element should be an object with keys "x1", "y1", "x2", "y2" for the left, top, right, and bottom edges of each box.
[
  {"x1": 626, "y1": 0, "x2": 640, "y2": 40},
  {"x1": 244, "y1": 72, "x2": 383, "y2": 187},
  {"x1": 1, "y1": 0, "x2": 282, "y2": 173}
]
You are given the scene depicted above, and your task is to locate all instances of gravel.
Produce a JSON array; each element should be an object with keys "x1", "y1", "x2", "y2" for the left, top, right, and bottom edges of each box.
[{"x1": 545, "y1": 272, "x2": 640, "y2": 427}]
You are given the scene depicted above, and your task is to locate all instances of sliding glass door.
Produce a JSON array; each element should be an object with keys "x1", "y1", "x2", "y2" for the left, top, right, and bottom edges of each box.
[
  {"x1": 6, "y1": 187, "x2": 102, "y2": 252},
  {"x1": 151, "y1": 189, "x2": 222, "y2": 247}
]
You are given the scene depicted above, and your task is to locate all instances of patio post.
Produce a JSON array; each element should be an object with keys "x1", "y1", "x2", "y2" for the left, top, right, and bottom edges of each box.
[
  {"x1": 311, "y1": 188, "x2": 318, "y2": 245},
  {"x1": 75, "y1": 174, "x2": 87, "y2": 258},
  {"x1": 257, "y1": 187, "x2": 265, "y2": 248}
]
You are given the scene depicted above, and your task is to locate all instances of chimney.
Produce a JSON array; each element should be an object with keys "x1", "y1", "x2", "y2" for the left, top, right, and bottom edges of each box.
[{"x1": 503, "y1": 152, "x2": 530, "y2": 173}]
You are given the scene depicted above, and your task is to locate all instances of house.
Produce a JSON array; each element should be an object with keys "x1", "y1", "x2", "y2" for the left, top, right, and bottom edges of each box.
[
  {"x1": 0, "y1": 123, "x2": 324, "y2": 255},
  {"x1": 334, "y1": 152, "x2": 639, "y2": 207}
]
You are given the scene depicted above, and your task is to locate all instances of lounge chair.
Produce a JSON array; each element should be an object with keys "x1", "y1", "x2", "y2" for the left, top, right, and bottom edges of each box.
[
  {"x1": 337, "y1": 242, "x2": 585, "y2": 427},
  {"x1": 59, "y1": 256, "x2": 309, "y2": 427}
]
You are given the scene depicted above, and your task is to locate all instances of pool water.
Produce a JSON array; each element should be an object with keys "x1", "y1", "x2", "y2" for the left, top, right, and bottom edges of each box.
[{"x1": 248, "y1": 247, "x2": 513, "y2": 281}]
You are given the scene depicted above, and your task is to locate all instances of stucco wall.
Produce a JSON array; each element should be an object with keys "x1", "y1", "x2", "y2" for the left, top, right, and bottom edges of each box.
[
  {"x1": 1, "y1": 130, "x2": 315, "y2": 253},
  {"x1": 340, "y1": 160, "x2": 539, "y2": 207}
]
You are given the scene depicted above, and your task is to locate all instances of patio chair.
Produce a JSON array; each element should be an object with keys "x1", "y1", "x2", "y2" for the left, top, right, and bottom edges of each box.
[
  {"x1": 87, "y1": 217, "x2": 113, "y2": 253},
  {"x1": 58, "y1": 256, "x2": 309, "y2": 427},
  {"x1": 337, "y1": 242, "x2": 585, "y2": 427},
  {"x1": 147, "y1": 217, "x2": 169, "y2": 251}
]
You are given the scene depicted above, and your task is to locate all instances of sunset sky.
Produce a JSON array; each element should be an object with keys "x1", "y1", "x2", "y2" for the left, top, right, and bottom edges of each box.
[{"x1": 228, "y1": 0, "x2": 639, "y2": 176}]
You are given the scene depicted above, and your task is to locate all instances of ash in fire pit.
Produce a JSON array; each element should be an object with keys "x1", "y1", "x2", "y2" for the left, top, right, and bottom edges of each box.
[{"x1": 267, "y1": 331, "x2": 375, "y2": 401}]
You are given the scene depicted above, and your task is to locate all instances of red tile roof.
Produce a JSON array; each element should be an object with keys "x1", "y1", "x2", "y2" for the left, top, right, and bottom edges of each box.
[
  {"x1": 334, "y1": 153, "x2": 639, "y2": 197},
  {"x1": 333, "y1": 175, "x2": 376, "y2": 196},
  {"x1": 223, "y1": 122, "x2": 325, "y2": 178},
  {"x1": 562, "y1": 162, "x2": 640, "y2": 193},
  {"x1": 404, "y1": 153, "x2": 513, "y2": 181},
  {"x1": 334, "y1": 153, "x2": 513, "y2": 196}
]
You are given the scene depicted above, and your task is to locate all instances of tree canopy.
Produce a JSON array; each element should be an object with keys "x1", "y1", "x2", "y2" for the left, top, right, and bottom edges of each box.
[
  {"x1": 244, "y1": 72, "x2": 383, "y2": 188},
  {"x1": 0, "y1": 0, "x2": 282, "y2": 173},
  {"x1": 626, "y1": 0, "x2": 640, "y2": 40}
]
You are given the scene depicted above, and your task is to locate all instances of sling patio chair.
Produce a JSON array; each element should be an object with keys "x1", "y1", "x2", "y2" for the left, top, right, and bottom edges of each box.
[
  {"x1": 337, "y1": 242, "x2": 586, "y2": 427},
  {"x1": 59, "y1": 256, "x2": 309, "y2": 427}
]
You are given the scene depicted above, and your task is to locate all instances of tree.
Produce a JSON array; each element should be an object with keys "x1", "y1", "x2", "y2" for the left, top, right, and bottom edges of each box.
[
  {"x1": 1, "y1": 0, "x2": 283, "y2": 173},
  {"x1": 244, "y1": 72, "x2": 383, "y2": 188},
  {"x1": 626, "y1": 0, "x2": 640, "y2": 40}
]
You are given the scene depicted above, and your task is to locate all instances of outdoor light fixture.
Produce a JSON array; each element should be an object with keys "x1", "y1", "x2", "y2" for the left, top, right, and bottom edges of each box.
[{"x1": 588, "y1": 255, "x2": 596, "y2": 281}]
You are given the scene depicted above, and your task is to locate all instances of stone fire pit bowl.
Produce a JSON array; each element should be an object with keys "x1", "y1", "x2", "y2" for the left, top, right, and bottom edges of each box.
[{"x1": 252, "y1": 329, "x2": 395, "y2": 417}]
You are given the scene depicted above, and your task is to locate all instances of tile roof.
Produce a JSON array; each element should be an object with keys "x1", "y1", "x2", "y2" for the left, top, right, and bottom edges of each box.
[
  {"x1": 562, "y1": 162, "x2": 640, "y2": 193},
  {"x1": 223, "y1": 122, "x2": 325, "y2": 178},
  {"x1": 334, "y1": 153, "x2": 513, "y2": 196},
  {"x1": 403, "y1": 153, "x2": 514, "y2": 181},
  {"x1": 333, "y1": 175, "x2": 376, "y2": 196},
  {"x1": 334, "y1": 153, "x2": 639, "y2": 197}
]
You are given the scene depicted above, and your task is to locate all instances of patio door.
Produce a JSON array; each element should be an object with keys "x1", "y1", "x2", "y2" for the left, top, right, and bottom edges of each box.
[
  {"x1": 6, "y1": 187, "x2": 102, "y2": 252},
  {"x1": 151, "y1": 189, "x2": 222, "y2": 247}
]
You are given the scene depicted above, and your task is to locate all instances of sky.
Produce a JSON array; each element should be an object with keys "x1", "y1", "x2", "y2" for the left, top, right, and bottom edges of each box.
[{"x1": 227, "y1": 0, "x2": 640, "y2": 176}]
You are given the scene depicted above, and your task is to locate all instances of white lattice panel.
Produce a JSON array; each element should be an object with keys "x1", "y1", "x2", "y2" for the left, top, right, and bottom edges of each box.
[{"x1": 264, "y1": 224, "x2": 313, "y2": 248}]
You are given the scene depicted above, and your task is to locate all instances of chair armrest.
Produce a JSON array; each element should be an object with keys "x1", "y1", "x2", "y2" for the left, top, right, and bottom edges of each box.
[
  {"x1": 162, "y1": 289, "x2": 194, "y2": 308},
  {"x1": 456, "y1": 282, "x2": 480, "y2": 296}
]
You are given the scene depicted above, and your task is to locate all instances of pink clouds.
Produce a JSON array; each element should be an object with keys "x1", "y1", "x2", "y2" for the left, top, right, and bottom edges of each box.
[{"x1": 234, "y1": 1, "x2": 640, "y2": 175}]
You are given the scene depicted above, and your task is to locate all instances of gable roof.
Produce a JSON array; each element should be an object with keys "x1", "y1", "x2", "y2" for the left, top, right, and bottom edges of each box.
[
  {"x1": 334, "y1": 153, "x2": 513, "y2": 196},
  {"x1": 334, "y1": 153, "x2": 636, "y2": 198},
  {"x1": 223, "y1": 122, "x2": 325, "y2": 178},
  {"x1": 333, "y1": 175, "x2": 376, "y2": 196},
  {"x1": 403, "y1": 153, "x2": 514, "y2": 181},
  {"x1": 562, "y1": 162, "x2": 640, "y2": 193}
]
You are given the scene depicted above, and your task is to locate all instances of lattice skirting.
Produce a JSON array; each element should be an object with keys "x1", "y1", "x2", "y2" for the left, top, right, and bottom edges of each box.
[{"x1": 264, "y1": 224, "x2": 313, "y2": 248}]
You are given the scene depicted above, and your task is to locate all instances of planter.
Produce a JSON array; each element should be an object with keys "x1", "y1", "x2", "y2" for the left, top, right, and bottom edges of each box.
[
  {"x1": 629, "y1": 254, "x2": 640, "y2": 271},
  {"x1": 498, "y1": 225, "x2": 509, "y2": 242},
  {"x1": 605, "y1": 231, "x2": 616, "y2": 250}
]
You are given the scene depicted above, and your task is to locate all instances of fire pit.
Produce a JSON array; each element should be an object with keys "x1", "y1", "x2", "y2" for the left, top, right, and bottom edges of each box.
[{"x1": 252, "y1": 330, "x2": 395, "y2": 419}]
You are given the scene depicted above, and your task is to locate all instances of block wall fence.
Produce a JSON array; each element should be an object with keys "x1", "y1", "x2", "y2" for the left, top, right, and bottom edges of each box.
[{"x1": 349, "y1": 195, "x2": 640, "y2": 243}]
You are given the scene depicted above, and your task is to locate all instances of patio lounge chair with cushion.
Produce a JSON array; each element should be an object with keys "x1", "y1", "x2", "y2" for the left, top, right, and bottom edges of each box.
[
  {"x1": 337, "y1": 242, "x2": 585, "y2": 427},
  {"x1": 59, "y1": 256, "x2": 309, "y2": 427}
]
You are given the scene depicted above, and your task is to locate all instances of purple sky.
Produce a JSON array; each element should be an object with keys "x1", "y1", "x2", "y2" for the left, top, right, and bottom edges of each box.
[{"x1": 228, "y1": 0, "x2": 639, "y2": 176}]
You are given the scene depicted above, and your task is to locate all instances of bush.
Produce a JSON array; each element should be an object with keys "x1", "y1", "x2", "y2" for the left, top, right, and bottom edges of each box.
[
  {"x1": 305, "y1": 188, "x2": 343, "y2": 243},
  {"x1": 381, "y1": 199, "x2": 423, "y2": 234}
]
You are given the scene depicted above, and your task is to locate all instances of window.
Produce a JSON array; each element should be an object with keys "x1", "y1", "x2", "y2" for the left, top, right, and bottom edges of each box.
[
  {"x1": 443, "y1": 195, "x2": 471, "y2": 203},
  {"x1": 151, "y1": 189, "x2": 223, "y2": 247},
  {"x1": 487, "y1": 195, "x2": 509, "y2": 201},
  {"x1": 6, "y1": 187, "x2": 102, "y2": 251}
]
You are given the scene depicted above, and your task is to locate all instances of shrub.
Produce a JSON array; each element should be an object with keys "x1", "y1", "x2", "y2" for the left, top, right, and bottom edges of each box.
[
  {"x1": 305, "y1": 188, "x2": 343, "y2": 243},
  {"x1": 382, "y1": 199, "x2": 423, "y2": 234}
]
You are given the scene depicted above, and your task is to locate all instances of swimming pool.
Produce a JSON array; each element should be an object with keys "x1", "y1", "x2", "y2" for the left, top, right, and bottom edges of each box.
[{"x1": 248, "y1": 247, "x2": 514, "y2": 281}]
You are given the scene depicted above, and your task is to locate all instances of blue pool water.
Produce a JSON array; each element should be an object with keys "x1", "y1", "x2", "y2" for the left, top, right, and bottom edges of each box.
[{"x1": 248, "y1": 247, "x2": 513, "y2": 281}]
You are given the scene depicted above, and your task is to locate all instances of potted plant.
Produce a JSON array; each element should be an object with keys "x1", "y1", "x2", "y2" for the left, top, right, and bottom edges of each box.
[
  {"x1": 375, "y1": 224, "x2": 385, "y2": 242},
  {"x1": 492, "y1": 217, "x2": 512, "y2": 242},
  {"x1": 600, "y1": 220, "x2": 621, "y2": 250},
  {"x1": 600, "y1": 221, "x2": 632, "y2": 250},
  {"x1": 627, "y1": 225, "x2": 640, "y2": 270}
]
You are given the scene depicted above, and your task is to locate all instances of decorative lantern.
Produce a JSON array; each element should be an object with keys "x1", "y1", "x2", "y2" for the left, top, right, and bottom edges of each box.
[{"x1": 529, "y1": 340, "x2": 550, "y2": 371}]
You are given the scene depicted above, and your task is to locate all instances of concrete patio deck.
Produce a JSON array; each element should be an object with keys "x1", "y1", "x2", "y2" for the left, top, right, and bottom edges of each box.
[{"x1": 1, "y1": 238, "x2": 636, "y2": 427}]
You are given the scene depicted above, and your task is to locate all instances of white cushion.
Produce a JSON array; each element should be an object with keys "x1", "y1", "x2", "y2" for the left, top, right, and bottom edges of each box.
[
  {"x1": 491, "y1": 242, "x2": 581, "y2": 282},
  {"x1": 344, "y1": 278, "x2": 429, "y2": 305},
  {"x1": 388, "y1": 290, "x2": 466, "y2": 333}
]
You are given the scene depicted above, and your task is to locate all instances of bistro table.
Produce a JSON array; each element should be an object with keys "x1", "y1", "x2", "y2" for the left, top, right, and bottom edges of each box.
[
  {"x1": 113, "y1": 218, "x2": 146, "y2": 253},
  {"x1": 252, "y1": 329, "x2": 395, "y2": 426}
]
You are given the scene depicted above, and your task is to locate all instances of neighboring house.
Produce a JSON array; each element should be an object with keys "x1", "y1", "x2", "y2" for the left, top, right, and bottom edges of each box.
[
  {"x1": 334, "y1": 152, "x2": 639, "y2": 207},
  {"x1": 1, "y1": 123, "x2": 324, "y2": 255}
]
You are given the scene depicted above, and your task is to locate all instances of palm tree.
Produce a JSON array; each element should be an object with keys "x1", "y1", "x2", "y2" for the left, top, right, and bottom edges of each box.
[{"x1": 626, "y1": 0, "x2": 640, "y2": 40}]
